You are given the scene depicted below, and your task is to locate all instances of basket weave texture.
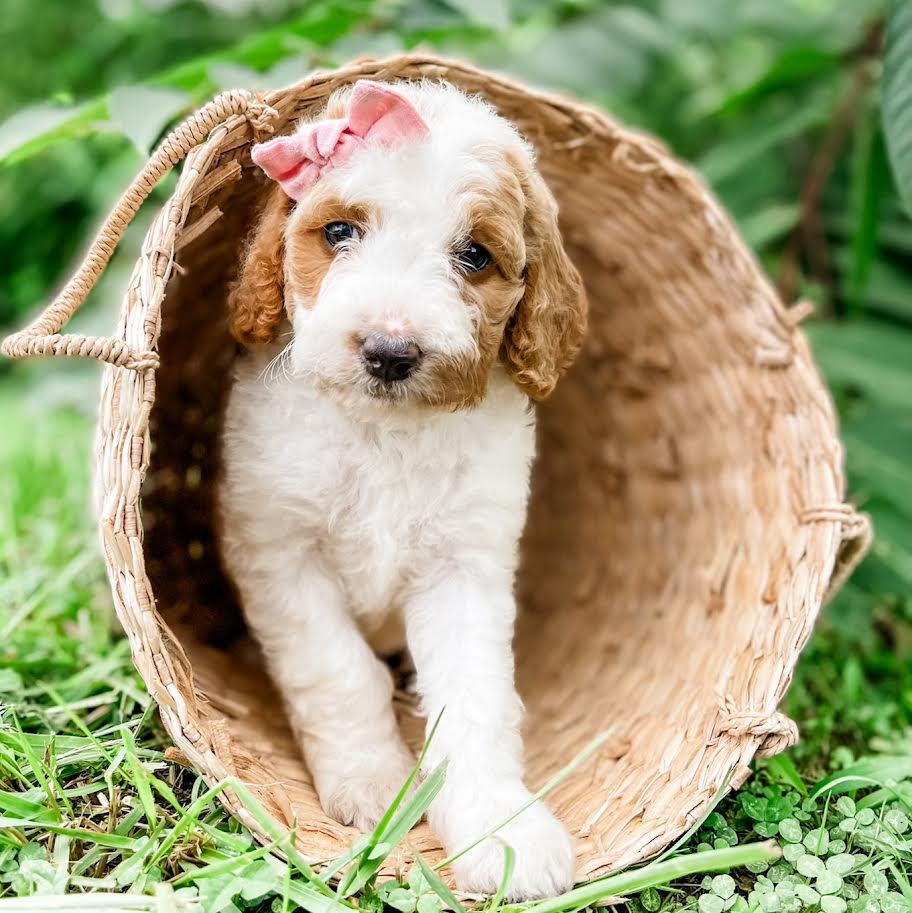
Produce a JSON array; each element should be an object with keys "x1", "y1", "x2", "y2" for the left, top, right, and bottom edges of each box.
[{"x1": 2, "y1": 54, "x2": 872, "y2": 883}]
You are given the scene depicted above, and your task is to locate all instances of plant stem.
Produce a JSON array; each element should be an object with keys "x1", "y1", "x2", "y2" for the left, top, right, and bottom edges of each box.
[{"x1": 516, "y1": 841, "x2": 782, "y2": 913}]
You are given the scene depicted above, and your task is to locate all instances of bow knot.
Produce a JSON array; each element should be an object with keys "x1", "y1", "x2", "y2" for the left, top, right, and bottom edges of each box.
[{"x1": 251, "y1": 80, "x2": 429, "y2": 200}]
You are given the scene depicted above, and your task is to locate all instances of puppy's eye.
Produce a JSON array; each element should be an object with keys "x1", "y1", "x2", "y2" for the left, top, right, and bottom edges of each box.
[
  {"x1": 324, "y1": 222, "x2": 360, "y2": 248},
  {"x1": 454, "y1": 241, "x2": 491, "y2": 273}
]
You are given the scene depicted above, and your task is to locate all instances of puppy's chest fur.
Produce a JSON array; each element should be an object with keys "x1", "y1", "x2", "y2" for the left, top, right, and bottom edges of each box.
[{"x1": 219, "y1": 352, "x2": 536, "y2": 639}]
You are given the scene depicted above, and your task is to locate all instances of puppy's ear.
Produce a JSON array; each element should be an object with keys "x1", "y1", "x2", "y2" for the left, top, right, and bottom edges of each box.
[
  {"x1": 227, "y1": 188, "x2": 292, "y2": 346},
  {"x1": 501, "y1": 172, "x2": 587, "y2": 400}
]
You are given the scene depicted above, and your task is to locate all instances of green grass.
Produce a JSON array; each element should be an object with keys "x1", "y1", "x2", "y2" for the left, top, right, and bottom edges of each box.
[
  {"x1": 2, "y1": 0, "x2": 912, "y2": 906},
  {"x1": 0, "y1": 316, "x2": 911, "y2": 912}
]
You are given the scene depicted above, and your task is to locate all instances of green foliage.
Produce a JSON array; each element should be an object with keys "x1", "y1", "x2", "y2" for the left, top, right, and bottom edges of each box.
[
  {"x1": 674, "y1": 770, "x2": 912, "y2": 913},
  {"x1": 3, "y1": 0, "x2": 912, "y2": 333},
  {"x1": 0, "y1": 398, "x2": 783, "y2": 906},
  {"x1": 883, "y1": 0, "x2": 912, "y2": 216},
  {"x1": 1, "y1": 319, "x2": 911, "y2": 909},
  {"x1": 2, "y1": 0, "x2": 912, "y2": 909}
]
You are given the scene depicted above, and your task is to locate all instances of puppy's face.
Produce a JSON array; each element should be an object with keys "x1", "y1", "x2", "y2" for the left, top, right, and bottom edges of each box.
[
  {"x1": 229, "y1": 82, "x2": 586, "y2": 411},
  {"x1": 284, "y1": 147, "x2": 530, "y2": 411}
]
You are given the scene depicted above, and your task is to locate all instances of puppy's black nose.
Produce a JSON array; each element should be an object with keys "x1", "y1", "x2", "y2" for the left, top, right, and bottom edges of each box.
[{"x1": 361, "y1": 335, "x2": 422, "y2": 383}]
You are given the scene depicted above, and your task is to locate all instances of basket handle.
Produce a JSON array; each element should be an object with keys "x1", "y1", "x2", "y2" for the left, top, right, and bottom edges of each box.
[{"x1": 1, "y1": 90, "x2": 277, "y2": 372}]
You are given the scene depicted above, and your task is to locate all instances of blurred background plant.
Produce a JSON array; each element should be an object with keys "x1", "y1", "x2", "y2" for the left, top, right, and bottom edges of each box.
[
  {"x1": 4, "y1": 0, "x2": 911, "y2": 326},
  {"x1": 1, "y1": 0, "x2": 912, "y2": 909}
]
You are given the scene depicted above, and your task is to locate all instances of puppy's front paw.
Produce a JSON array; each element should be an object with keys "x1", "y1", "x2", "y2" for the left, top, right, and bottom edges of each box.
[
  {"x1": 441, "y1": 793, "x2": 576, "y2": 899},
  {"x1": 314, "y1": 745, "x2": 416, "y2": 833}
]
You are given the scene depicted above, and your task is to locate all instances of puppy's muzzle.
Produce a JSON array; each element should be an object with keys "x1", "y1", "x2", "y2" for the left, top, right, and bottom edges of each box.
[{"x1": 361, "y1": 334, "x2": 422, "y2": 383}]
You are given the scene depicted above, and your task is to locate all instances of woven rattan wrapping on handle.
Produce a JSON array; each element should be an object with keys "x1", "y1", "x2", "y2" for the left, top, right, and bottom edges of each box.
[
  {"x1": 1, "y1": 90, "x2": 278, "y2": 371},
  {"x1": 9, "y1": 55, "x2": 871, "y2": 885}
]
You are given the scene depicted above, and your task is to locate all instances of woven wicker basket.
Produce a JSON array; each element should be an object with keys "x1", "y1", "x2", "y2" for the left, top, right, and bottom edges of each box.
[{"x1": 3, "y1": 54, "x2": 872, "y2": 883}]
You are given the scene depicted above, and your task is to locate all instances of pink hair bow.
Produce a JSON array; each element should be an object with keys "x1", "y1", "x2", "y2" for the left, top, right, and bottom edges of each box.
[{"x1": 251, "y1": 80, "x2": 429, "y2": 200}]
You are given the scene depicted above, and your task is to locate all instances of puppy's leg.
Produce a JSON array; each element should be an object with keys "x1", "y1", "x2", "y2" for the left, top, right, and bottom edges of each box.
[
  {"x1": 236, "y1": 552, "x2": 414, "y2": 831},
  {"x1": 404, "y1": 565, "x2": 575, "y2": 900}
]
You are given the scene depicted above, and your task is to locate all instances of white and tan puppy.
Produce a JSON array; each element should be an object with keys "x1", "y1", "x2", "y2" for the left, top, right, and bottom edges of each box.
[{"x1": 216, "y1": 78, "x2": 587, "y2": 898}]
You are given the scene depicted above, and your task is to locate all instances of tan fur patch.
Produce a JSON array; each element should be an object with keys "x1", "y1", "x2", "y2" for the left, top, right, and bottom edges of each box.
[
  {"x1": 227, "y1": 188, "x2": 291, "y2": 346},
  {"x1": 420, "y1": 151, "x2": 587, "y2": 407},
  {"x1": 499, "y1": 154, "x2": 588, "y2": 401},
  {"x1": 420, "y1": 269, "x2": 524, "y2": 410},
  {"x1": 418, "y1": 169, "x2": 528, "y2": 410},
  {"x1": 285, "y1": 195, "x2": 373, "y2": 311},
  {"x1": 227, "y1": 187, "x2": 374, "y2": 344},
  {"x1": 230, "y1": 129, "x2": 586, "y2": 406}
]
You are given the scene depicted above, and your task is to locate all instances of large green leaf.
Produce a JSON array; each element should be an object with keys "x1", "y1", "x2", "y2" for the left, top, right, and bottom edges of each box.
[
  {"x1": 738, "y1": 201, "x2": 800, "y2": 250},
  {"x1": 828, "y1": 209, "x2": 912, "y2": 256},
  {"x1": 108, "y1": 86, "x2": 189, "y2": 155},
  {"x1": 834, "y1": 248, "x2": 912, "y2": 323},
  {"x1": 847, "y1": 111, "x2": 890, "y2": 316},
  {"x1": 716, "y1": 44, "x2": 840, "y2": 115},
  {"x1": 809, "y1": 318, "x2": 912, "y2": 581},
  {"x1": 0, "y1": 103, "x2": 84, "y2": 161},
  {"x1": 811, "y1": 756, "x2": 912, "y2": 799},
  {"x1": 699, "y1": 101, "x2": 829, "y2": 184},
  {"x1": 443, "y1": 0, "x2": 510, "y2": 30},
  {"x1": 852, "y1": 501, "x2": 912, "y2": 592},
  {"x1": 841, "y1": 422, "x2": 912, "y2": 519},
  {"x1": 809, "y1": 319, "x2": 912, "y2": 413},
  {"x1": 883, "y1": 0, "x2": 912, "y2": 217},
  {"x1": 0, "y1": 0, "x2": 368, "y2": 165}
]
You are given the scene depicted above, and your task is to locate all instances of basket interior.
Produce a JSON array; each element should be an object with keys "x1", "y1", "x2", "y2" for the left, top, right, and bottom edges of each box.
[{"x1": 136, "y1": 60, "x2": 849, "y2": 879}]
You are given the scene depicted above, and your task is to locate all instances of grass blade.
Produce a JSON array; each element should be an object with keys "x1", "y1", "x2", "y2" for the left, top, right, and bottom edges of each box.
[
  {"x1": 763, "y1": 755, "x2": 808, "y2": 797},
  {"x1": 489, "y1": 841, "x2": 516, "y2": 911},
  {"x1": 654, "y1": 769, "x2": 736, "y2": 864},
  {"x1": 517, "y1": 842, "x2": 782, "y2": 913},
  {"x1": 0, "y1": 789, "x2": 60, "y2": 824},
  {"x1": 212, "y1": 779, "x2": 338, "y2": 898},
  {"x1": 0, "y1": 818, "x2": 140, "y2": 849},
  {"x1": 415, "y1": 851, "x2": 467, "y2": 913},
  {"x1": 119, "y1": 725, "x2": 157, "y2": 828},
  {"x1": 811, "y1": 756, "x2": 912, "y2": 800},
  {"x1": 439, "y1": 729, "x2": 613, "y2": 871},
  {"x1": 341, "y1": 761, "x2": 449, "y2": 896}
]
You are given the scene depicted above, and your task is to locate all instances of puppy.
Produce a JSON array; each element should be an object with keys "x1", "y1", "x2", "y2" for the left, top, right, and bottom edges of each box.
[{"x1": 216, "y1": 78, "x2": 587, "y2": 898}]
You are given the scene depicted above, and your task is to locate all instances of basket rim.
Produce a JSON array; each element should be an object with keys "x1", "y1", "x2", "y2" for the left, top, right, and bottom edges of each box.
[{"x1": 89, "y1": 52, "x2": 874, "y2": 884}]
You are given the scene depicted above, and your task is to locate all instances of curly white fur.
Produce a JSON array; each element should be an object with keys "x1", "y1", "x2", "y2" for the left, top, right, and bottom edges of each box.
[{"x1": 217, "y1": 81, "x2": 580, "y2": 899}]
